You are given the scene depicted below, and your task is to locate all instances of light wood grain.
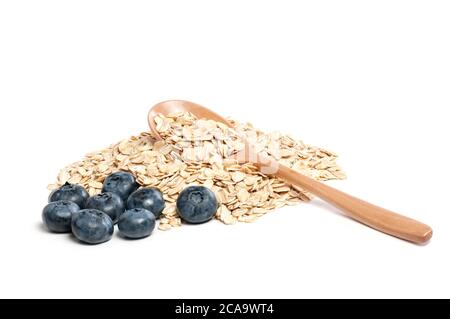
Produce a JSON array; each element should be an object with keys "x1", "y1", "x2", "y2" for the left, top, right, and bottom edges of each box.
[{"x1": 148, "y1": 100, "x2": 433, "y2": 244}]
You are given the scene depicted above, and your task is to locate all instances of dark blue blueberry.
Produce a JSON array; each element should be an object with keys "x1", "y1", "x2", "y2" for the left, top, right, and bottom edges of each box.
[
  {"x1": 48, "y1": 182, "x2": 89, "y2": 208},
  {"x1": 176, "y1": 186, "x2": 218, "y2": 224},
  {"x1": 118, "y1": 208, "x2": 156, "y2": 239},
  {"x1": 71, "y1": 209, "x2": 114, "y2": 244},
  {"x1": 42, "y1": 200, "x2": 80, "y2": 233},
  {"x1": 127, "y1": 188, "x2": 165, "y2": 219},
  {"x1": 86, "y1": 192, "x2": 125, "y2": 224},
  {"x1": 102, "y1": 171, "x2": 139, "y2": 201}
]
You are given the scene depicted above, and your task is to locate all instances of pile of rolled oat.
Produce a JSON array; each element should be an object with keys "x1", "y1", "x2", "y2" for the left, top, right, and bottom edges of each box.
[{"x1": 48, "y1": 112, "x2": 345, "y2": 230}]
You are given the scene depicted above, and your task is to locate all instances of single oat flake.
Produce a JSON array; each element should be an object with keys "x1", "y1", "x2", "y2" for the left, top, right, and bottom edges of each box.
[{"x1": 49, "y1": 112, "x2": 345, "y2": 230}]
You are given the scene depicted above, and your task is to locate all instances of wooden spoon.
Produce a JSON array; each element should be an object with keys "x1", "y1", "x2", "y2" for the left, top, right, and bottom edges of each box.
[{"x1": 148, "y1": 100, "x2": 433, "y2": 244}]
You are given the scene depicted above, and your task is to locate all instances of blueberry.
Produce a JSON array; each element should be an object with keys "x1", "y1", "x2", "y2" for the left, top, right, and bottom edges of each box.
[
  {"x1": 42, "y1": 200, "x2": 80, "y2": 233},
  {"x1": 49, "y1": 182, "x2": 89, "y2": 208},
  {"x1": 86, "y1": 192, "x2": 125, "y2": 224},
  {"x1": 118, "y1": 208, "x2": 156, "y2": 239},
  {"x1": 127, "y1": 188, "x2": 165, "y2": 219},
  {"x1": 102, "y1": 171, "x2": 139, "y2": 201},
  {"x1": 176, "y1": 186, "x2": 218, "y2": 224},
  {"x1": 71, "y1": 209, "x2": 114, "y2": 244}
]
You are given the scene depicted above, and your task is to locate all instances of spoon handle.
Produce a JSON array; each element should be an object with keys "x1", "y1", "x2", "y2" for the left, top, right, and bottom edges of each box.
[{"x1": 260, "y1": 158, "x2": 432, "y2": 244}]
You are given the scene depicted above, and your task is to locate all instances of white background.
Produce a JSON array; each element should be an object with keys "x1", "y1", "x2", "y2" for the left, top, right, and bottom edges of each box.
[{"x1": 0, "y1": 0, "x2": 449, "y2": 299}]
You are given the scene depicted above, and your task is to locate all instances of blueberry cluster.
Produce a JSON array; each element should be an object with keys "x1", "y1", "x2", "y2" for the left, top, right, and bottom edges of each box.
[{"x1": 43, "y1": 171, "x2": 219, "y2": 245}]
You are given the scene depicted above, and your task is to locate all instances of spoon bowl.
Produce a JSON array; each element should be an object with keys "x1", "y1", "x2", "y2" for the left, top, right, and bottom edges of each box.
[{"x1": 148, "y1": 100, "x2": 232, "y2": 140}]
